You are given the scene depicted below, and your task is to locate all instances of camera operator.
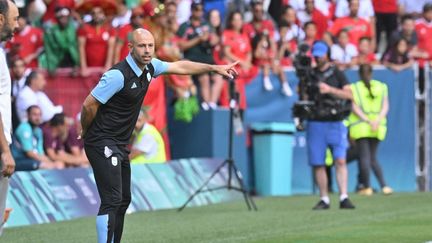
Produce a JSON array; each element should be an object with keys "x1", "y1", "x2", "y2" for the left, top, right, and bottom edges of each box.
[{"x1": 305, "y1": 41, "x2": 355, "y2": 210}]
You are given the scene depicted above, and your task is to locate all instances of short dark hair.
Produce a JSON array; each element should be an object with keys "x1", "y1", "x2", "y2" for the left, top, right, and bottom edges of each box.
[
  {"x1": 0, "y1": 0, "x2": 9, "y2": 16},
  {"x1": 26, "y1": 105, "x2": 40, "y2": 115},
  {"x1": 401, "y1": 14, "x2": 414, "y2": 23},
  {"x1": 49, "y1": 113, "x2": 65, "y2": 127},
  {"x1": 24, "y1": 70, "x2": 39, "y2": 86},
  {"x1": 424, "y1": 3, "x2": 432, "y2": 13},
  {"x1": 303, "y1": 21, "x2": 316, "y2": 29}
]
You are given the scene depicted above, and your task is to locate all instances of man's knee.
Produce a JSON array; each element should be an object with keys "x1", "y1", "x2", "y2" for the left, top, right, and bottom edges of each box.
[{"x1": 334, "y1": 159, "x2": 347, "y2": 167}]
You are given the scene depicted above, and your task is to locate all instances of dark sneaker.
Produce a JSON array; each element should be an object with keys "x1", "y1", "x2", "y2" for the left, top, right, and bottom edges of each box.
[
  {"x1": 312, "y1": 200, "x2": 330, "y2": 210},
  {"x1": 340, "y1": 198, "x2": 355, "y2": 209}
]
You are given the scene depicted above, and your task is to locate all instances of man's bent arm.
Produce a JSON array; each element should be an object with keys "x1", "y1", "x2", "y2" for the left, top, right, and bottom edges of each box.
[{"x1": 80, "y1": 94, "x2": 101, "y2": 138}]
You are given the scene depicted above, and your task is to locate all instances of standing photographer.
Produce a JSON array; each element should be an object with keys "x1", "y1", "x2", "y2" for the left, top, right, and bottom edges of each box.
[{"x1": 306, "y1": 41, "x2": 355, "y2": 210}]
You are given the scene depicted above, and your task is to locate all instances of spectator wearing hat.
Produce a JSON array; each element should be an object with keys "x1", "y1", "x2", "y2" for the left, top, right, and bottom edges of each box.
[
  {"x1": 43, "y1": 6, "x2": 79, "y2": 75},
  {"x1": 329, "y1": 0, "x2": 374, "y2": 49},
  {"x1": 5, "y1": 16, "x2": 43, "y2": 68},
  {"x1": 177, "y1": 0, "x2": 224, "y2": 110},
  {"x1": 77, "y1": 5, "x2": 116, "y2": 77},
  {"x1": 306, "y1": 41, "x2": 355, "y2": 210},
  {"x1": 40, "y1": 0, "x2": 75, "y2": 27}
]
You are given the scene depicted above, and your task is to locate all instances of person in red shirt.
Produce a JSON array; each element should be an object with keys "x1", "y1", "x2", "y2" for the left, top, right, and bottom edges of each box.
[
  {"x1": 243, "y1": 0, "x2": 276, "y2": 42},
  {"x1": 296, "y1": 0, "x2": 330, "y2": 39},
  {"x1": 373, "y1": 0, "x2": 398, "y2": 52},
  {"x1": 77, "y1": 6, "x2": 116, "y2": 77},
  {"x1": 357, "y1": 37, "x2": 378, "y2": 65},
  {"x1": 114, "y1": 7, "x2": 148, "y2": 63},
  {"x1": 415, "y1": 4, "x2": 432, "y2": 68},
  {"x1": 246, "y1": 0, "x2": 292, "y2": 96},
  {"x1": 415, "y1": 3, "x2": 432, "y2": 94},
  {"x1": 329, "y1": 0, "x2": 374, "y2": 49},
  {"x1": 5, "y1": 16, "x2": 43, "y2": 68},
  {"x1": 219, "y1": 11, "x2": 258, "y2": 110}
]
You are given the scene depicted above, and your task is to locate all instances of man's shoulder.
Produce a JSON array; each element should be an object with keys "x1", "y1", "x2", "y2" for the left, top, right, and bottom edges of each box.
[{"x1": 16, "y1": 122, "x2": 33, "y2": 135}]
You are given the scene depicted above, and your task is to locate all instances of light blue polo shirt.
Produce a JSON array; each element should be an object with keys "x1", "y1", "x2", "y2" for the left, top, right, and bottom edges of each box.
[{"x1": 91, "y1": 54, "x2": 169, "y2": 104}]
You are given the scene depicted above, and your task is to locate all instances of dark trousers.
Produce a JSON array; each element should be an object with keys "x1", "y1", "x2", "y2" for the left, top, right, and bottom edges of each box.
[
  {"x1": 356, "y1": 138, "x2": 386, "y2": 188},
  {"x1": 375, "y1": 13, "x2": 398, "y2": 52},
  {"x1": 84, "y1": 144, "x2": 131, "y2": 243}
]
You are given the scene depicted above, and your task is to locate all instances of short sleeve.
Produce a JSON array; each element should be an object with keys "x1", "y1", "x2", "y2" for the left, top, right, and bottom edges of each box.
[
  {"x1": 151, "y1": 58, "x2": 168, "y2": 77},
  {"x1": 91, "y1": 69, "x2": 124, "y2": 104},
  {"x1": 15, "y1": 124, "x2": 34, "y2": 152}
]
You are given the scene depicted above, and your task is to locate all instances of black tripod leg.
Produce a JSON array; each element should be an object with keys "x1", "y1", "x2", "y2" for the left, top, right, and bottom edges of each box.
[
  {"x1": 230, "y1": 163, "x2": 258, "y2": 211},
  {"x1": 178, "y1": 160, "x2": 227, "y2": 211}
]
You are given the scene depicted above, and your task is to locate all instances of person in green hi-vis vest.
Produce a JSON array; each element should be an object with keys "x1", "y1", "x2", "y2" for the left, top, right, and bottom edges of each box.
[
  {"x1": 348, "y1": 64, "x2": 393, "y2": 196},
  {"x1": 130, "y1": 107, "x2": 166, "y2": 164}
]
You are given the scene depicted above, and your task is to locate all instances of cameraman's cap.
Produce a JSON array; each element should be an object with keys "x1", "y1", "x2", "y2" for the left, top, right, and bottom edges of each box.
[{"x1": 312, "y1": 41, "x2": 329, "y2": 57}]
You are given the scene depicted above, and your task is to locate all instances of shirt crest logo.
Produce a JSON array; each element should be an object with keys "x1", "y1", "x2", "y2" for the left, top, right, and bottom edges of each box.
[
  {"x1": 112, "y1": 157, "x2": 118, "y2": 166},
  {"x1": 131, "y1": 82, "x2": 138, "y2": 89}
]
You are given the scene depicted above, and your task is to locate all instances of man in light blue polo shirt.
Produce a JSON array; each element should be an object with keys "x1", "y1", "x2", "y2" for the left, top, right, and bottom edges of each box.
[{"x1": 80, "y1": 28, "x2": 238, "y2": 243}]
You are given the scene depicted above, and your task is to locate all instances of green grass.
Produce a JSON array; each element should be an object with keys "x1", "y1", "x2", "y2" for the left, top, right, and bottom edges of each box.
[{"x1": 2, "y1": 193, "x2": 432, "y2": 243}]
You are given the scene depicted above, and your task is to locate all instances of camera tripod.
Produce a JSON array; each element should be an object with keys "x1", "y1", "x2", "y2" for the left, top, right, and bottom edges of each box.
[{"x1": 178, "y1": 78, "x2": 257, "y2": 212}]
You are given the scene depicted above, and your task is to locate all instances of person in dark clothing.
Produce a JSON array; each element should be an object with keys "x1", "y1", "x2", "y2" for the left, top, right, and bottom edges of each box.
[{"x1": 80, "y1": 28, "x2": 238, "y2": 243}]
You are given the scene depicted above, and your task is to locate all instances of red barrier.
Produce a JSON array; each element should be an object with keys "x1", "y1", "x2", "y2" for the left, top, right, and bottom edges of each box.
[{"x1": 42, "y1": 68, "x2": 171, "y2": 160}]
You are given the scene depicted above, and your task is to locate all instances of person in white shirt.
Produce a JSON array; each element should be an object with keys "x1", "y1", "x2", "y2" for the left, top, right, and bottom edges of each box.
[
  {"x1": 335, "y1": 0, "x2": 375, "y2": 21},
  {"x1": 331, "y1": 29, "x2": 358, "y2": 70},
  {"x1": 0, "y1": 0, "x2": 19, "y2": 235},
  {"x1": 16, "y1": 70, "x2": 63, "y2": 123},
  {"x1": 289, "y1": 0, "x2": 332, "y2": 17}
]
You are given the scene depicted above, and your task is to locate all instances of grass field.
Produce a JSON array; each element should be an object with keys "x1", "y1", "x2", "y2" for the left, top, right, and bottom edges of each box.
[{"x1": 2, "y1": 192, "x2": 432, "y2": 243}]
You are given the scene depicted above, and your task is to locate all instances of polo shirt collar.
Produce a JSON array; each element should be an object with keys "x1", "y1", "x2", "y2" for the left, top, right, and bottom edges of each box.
[{"x1": 126, "y1": 53, "x2": 147, "y2": 77}]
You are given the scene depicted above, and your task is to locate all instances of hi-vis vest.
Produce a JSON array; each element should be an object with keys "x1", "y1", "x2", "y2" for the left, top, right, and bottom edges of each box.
[
  {"x1": 348, "y1": 80, "x2": 388, "y2": 140},
  {"x1": 131, "y1": 124, "x2": 166, "y2": 164}
]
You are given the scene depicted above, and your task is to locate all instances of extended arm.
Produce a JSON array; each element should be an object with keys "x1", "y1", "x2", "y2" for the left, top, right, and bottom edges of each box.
[{"x1": 166, "y1": 60, "x2": 238, "y2": 79}]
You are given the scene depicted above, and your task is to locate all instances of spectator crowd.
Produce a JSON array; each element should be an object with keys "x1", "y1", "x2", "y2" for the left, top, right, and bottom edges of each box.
[{"x1": 4, "y1": 0, "x2": 432, "y2": 172}]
